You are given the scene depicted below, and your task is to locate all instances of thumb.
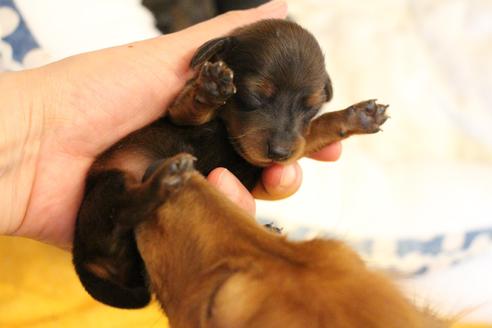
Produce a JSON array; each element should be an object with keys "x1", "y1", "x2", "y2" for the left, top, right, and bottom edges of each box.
[{"x1": 207, "y1": 168, "x2": 256, "y2": 216}]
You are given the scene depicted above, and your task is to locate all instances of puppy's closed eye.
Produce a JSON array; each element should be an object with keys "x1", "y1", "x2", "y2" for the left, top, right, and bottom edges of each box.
[
  {"x1": 235, "y1": 77, "x2": 276, "y2": 111},
  {"x1": 236, "y1": 91, "x2": 268, "y2": 112}
]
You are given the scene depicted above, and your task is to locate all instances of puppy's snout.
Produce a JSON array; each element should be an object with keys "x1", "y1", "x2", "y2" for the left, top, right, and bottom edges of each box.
[
  {"x1": 267, "y1": 132, "x2": 293, "y2": 162},
  {"x1": 267, "y1": 130, "x2": 299, "y2": 161},
  {"x1": 267, "y1": 141, "x2": 293, "y2": 162}
]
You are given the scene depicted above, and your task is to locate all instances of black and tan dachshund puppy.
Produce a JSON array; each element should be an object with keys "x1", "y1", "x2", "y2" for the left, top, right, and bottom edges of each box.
[{"x1": 72, "y1": 19, "x2": 389, "y2": 309}]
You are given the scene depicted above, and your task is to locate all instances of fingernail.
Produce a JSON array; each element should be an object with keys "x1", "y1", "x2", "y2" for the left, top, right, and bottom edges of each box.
[{"x1": 279, "y1": 165, "x2": 296, "y2": 189}]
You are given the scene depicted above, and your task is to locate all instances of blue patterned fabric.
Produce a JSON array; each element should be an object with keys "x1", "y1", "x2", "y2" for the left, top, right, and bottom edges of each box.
[
  {"x1": 258, "y1": 217, "x2": 492, "y2": 277},
  {"x1": 0, "y1": 0, "x2": 46, "y2": 71}
]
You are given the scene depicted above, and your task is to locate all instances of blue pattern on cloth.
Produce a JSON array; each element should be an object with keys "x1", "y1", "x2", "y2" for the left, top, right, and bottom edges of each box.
[
  {"x1": 258, "y1": 217, "x2": 492, "y2": 277},
  {"x1": 0, "y1": 0, "x2": 46, "y2": 71}
]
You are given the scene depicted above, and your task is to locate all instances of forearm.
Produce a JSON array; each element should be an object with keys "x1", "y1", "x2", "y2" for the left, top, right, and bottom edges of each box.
[{"x1": 0, "y1": 71, "x2": 43, "y2": 235}]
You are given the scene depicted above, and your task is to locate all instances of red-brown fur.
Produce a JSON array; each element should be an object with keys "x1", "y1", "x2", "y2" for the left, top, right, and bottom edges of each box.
[{"x1": 136, "y1": 154, "x2": 449, "y2": 328}]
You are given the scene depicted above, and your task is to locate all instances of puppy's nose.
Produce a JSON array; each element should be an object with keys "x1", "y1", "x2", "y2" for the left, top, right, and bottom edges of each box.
[{"x1": 268, "y1": 143, "x2": 292, "y2": 161}]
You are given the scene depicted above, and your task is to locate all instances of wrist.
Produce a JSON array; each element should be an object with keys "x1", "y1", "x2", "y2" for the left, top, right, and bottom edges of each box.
[{"x1": 0, "y1": 70, "x2": 45, "y2": 235}]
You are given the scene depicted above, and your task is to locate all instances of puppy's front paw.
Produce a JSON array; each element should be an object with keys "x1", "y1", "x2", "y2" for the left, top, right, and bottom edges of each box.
[
  {"x1": 196, "y1": 61, "x2": 236, "y2": 105},
  {"x1": 343, "y1": 99, "x2": 389, "y2": 135}
]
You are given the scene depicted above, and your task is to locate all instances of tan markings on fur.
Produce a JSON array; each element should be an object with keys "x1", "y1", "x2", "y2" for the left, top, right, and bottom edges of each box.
[
  {"x1": 169, "y1": 60, "x2": 236, "y2": 126},
  {"x1": 85, "y1": 262, "x2": 115, "y2": 280},
  {"x1": 168, "y1": 80, "x2": 217, "y2": 126},
  {"x1": 93, "y1": 147, "x2": 152, "y2": 182},
  {"x1": 305, "y1": 88, "x2": 326, "y2": 109},
  {"x1": 244, "y1": 78, "x2": 276, "y2": 98},
  {"x1": 303, "y1": 109, "x2": 351, "y2": 156}
]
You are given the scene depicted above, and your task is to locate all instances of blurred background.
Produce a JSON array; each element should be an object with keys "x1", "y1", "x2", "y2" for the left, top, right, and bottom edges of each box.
[{"x1": 1, "y1": 0, "x2": 491, "y2": 326}]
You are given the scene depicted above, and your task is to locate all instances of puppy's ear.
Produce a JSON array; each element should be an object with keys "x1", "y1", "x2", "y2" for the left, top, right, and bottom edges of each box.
[
  {"x1": 324, "y1": 75, "x2": 333, "y2": 102},
  {"x1": 191, "y1": 37, "x2": 236, "y2": 68}
]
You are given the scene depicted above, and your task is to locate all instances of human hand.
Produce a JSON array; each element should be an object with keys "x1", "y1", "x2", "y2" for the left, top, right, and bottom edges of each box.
[
  {"x1": 207, "y1": 143, "x2": 341, "y2": 215},
  {"x1": 0, "y1": 0, "x2": 340, "y2": 249}
]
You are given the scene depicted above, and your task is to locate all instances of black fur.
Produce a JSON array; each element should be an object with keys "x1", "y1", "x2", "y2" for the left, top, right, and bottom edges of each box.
[{"x1": 142, "y1": 0, "x2": 269, "y2": 34}]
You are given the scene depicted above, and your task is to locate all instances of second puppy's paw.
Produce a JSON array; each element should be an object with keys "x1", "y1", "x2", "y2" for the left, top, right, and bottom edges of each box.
[
  {"x1": 147, "y1": 153, "x2": 196, "y2": 197},
  {"x1": 162, "y1": 153, "x2": 196, "y2": 188}
]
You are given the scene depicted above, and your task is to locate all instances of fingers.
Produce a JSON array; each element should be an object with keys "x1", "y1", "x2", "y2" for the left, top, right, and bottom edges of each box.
[
  {"x1": 253, "y1": 142, "x2": 342, "y2": 200},
  {"x1": 252, "y1": 163, "x2": 303, "y2": 200},
  {"x1": 207, "y1": 168, "x2": 256, "y2": 216},
  {"x1": 307, "y1": 142, "x2": 342, "y2": 162},
  {"x1": 207, "y1": 141, "x2": 341, "y2": 205}
]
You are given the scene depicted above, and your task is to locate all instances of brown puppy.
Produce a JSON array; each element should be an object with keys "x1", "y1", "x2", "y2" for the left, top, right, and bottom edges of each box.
[
  {"x1": 136, "y1": 154, "x2": 448, "y2": 328},
  {"x1": 72, "y1": 19, "x2": 389, "y2": 309},
  {"x1": 142, "y1": 0, "x2": 269, "y2": 34}
]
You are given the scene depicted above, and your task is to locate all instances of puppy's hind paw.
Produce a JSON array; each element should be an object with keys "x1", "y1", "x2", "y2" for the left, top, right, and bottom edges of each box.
[
  {"x1": 160, "y1": 153, "x2": 196, "y2": 189},
  {"x1": 345, "y1": 99, "x2": 389, "y2": 135},
  {"x1": 145, "y1": 154, "x2": 197, "y2": 196}
]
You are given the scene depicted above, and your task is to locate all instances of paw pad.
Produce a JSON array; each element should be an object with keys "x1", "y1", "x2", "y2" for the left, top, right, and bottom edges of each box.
[
  {"x1": 158, "y1": 153, "x2": 196, "y2": 189},
  {"x1": 347, "y1": 99, "x2": 389, "y2": 134},
  {"x1": 197, "y1": 61, "x2": 236, "y2": 105}
]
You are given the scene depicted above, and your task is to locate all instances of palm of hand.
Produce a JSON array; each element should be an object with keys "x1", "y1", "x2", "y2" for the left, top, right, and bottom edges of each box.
[{"x1": 17, "y1": 39, "x2": 189, "y2": 247}]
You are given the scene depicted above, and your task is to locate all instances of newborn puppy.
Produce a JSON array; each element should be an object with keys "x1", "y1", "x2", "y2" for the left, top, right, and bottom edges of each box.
[
  {"x1": 136, "y1": 154, "x2": 448, "y2": 328},
  {"x1": 72, "y1": 19, "x2": 389, "y2": 309}
]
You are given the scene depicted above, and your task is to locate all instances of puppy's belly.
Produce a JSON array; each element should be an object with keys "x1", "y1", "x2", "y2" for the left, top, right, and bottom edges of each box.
[
  {"x1": 92, "y1": 118, "x2": 262, "y2": 189},
  {"x1": 96, "y1": 149, "x2": 154, "y2": 182}
]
